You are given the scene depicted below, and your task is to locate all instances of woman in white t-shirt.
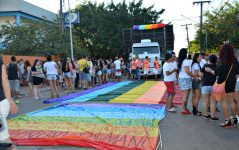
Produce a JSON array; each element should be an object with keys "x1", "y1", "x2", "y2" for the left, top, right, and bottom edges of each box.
[
  {"x1": 178, "y1": 48, "x2": 195, "y2": 115},
  {"x1": 163, "y1": 53, "x2": 177, "y2": 112},
  {"x1": 43, "y1": 55, "x2": 59, "y2": 98},
  {"x1": 191, "y1": 53, "x2": 202, "y2": 116}
]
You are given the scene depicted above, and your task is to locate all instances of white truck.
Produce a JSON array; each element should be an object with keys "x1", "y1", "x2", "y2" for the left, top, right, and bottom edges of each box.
[{"x1": 131, "y1": 39, "x2": 162, "y2": 75}]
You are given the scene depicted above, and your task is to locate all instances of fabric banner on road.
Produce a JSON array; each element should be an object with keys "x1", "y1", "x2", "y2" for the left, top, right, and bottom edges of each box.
[
  {"x1": 89, "y1": 81, "x2": 144, "y2": 102},
  {"x1": 9, "y1": 103, "x2": 166, "y2": 150},
  {"x1": 43, "y1": 82, "x2": 118, "y2": 104},
  {"x1": 110, "y1": 81, "x2": 157, "y2": 103},
  {"x1": 61, "y1": 81, "x2": 132, "y2": 103}
]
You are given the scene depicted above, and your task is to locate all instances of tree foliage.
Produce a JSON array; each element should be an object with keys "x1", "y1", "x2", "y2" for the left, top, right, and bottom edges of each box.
[
  {"x1": 0, "y1": 20, "x2": 70, "y2": 56},
  {"x1": 190, "y1": 1, "x2": 239, "y2": 53},
  {"x1": 73, "y1": 0, "x2": 164, "y2": 58}
]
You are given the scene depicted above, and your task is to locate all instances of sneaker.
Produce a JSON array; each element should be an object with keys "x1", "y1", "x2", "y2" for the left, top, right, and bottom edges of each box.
[
  {"x1": 204, "y1": 115, "x2": 211, "y2": 120},
  {"x1": 167, "y1": 108, "x2": 176, "y2": 113},
  {"x1": 210, "y1": 116, "x2": 219, "y2": 121},
  {"x1": 34, "y1": 97, "x2": 40, "y2": 100}
]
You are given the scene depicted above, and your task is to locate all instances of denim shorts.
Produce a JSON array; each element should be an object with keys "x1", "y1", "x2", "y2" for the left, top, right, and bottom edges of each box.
[
  {"x1": 178, "y1": 78, "x2": 192, "y2": 90},
  {"x1": 84, "y1": 73, "x2": 91, "y2": 81},
  {"x1": 63, "y1": 72, "x2": 72, "y2": 78},
  {"x1": 235, "y1": 81, "x2": 239, "y2": 91},
  {"x1": 201, "y1": 86, "x2": 213, "y2": 94},
  {"x1": 47, "y1": 74, "x2": 57, "y2": 80},
  {"x1": 9, "y1": 80, "x2": 20, "y2": 92}
]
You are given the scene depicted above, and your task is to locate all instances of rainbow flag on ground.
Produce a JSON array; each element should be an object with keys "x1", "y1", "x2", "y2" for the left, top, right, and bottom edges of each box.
[{"x1": 9, "y1": 103, "x2": 165, "y2": 150}]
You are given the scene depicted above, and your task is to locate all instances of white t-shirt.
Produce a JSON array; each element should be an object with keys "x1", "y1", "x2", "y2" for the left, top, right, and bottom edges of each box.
[
  {"x1": 172, "y1": 61, "x2": 178, "y2": 70},
  {"x1": 191, "y1": 63, "x2": 200, "y2": 75},
  {"x1": 163, "y1": 62, "x2": 177, "y2": 81},
  {"x1": 114, "y1": 60, "x2": 121, "y2": 70},
  {"x1": 179, "y1": 59, "x2": 192, "y2": 78},
  {"x1": 43, "y1": 61, "x2": 58, "y2": 75},
  {"x1": 200, "y1": 59, "x2": 207, "y2": 68}
]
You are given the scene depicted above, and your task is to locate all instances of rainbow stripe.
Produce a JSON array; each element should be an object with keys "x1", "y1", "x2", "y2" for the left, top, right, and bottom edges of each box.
[
  {"x1": 133, "y1": 23, "x2": 166, "y2": 30},
  {"x1": 9, "y1": 103, "x2": 165, "y2": 150}
]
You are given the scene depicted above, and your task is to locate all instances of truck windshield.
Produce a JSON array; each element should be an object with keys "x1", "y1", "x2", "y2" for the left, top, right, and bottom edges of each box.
[{"x1": 133, "y1": 46, "x2": 159, "y2": 55}]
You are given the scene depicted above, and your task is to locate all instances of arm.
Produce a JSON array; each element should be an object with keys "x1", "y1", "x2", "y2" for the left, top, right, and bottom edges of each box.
[
  {"x1": 184, "y1": 66, "x2": 194, "y2": 78},
  {"x1": 2, "y1": 65, "x2": 18, "y2": 114},
  {"x1": 166, "y1": 70, "x2": 176, "y2": 76},
  {"x1": 27, "y1": 66, "x2": 31, "y2": 81}
]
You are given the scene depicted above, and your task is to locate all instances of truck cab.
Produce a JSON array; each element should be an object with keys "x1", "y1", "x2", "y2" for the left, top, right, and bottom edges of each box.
[{"x1": 132, "y1": 39, "x2": 162, "y2": 75}]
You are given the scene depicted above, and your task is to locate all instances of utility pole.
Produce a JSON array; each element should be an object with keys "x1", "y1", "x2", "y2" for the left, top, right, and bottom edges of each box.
[
  {"x1": 193, "y1": 1, "x2": 210, "y2": 53},
  {"x1": 68, "y1": 0, "x2": 74, "y2": 61},
  {"x1": 181, "y1": 23, "x2": 192, "y2": 53},
  {"x1": 60, "y1": 0, "x2": 64, "y2": 34},
  {"x1": 60, "y1": 0, "x2": 65, "y2": 51}
]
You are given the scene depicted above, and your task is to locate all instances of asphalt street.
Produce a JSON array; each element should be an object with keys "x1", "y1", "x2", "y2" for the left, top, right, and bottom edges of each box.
[{"x1": 7, "y1": 81, "x2": 239, "y2": 150}]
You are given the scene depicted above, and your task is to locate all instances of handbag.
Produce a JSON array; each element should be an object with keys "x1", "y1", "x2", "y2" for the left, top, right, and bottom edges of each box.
[{"x1": 212, "y1": 65, "x2": 233, "y2": 101}]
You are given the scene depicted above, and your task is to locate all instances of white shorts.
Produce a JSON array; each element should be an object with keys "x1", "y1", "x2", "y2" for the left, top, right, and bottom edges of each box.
[
  {"x1": 0, "y1": 99, "x2": 10, "y2": 140},
  {"x1": 115, "y1": 69, "x2": 121, "y2": 76},
  {"x1": 144, "y1": 69, "x2": 149, "y2": 75},
  {"x1": 154, "y1": 68, "x2": 160, "y2": 75}
]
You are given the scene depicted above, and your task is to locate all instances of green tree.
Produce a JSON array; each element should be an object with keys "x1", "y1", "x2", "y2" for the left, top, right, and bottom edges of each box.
[
  {"x1": 0, "y1": 20, "x2": 70, "y2": 56},
  {"x1": 73, "y1": 0, "x2": 164, "y2": 58},
  {"x1": 191, "y1": 1, "x2": 239, "y2": 53}
]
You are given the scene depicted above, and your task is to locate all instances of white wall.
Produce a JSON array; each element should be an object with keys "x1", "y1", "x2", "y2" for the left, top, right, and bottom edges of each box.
[{"x1": 0, "y1": 0, "x2": 57, "y2": 21}]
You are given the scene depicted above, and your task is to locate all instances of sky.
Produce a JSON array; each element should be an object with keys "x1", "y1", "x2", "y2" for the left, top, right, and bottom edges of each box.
[{"x1": 25, "y1": 0, "x2": 226, "y2": 54}]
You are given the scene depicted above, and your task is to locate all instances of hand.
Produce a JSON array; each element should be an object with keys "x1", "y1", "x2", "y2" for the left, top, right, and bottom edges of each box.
[
  {"x1": 175, "y1": 81, "x2": 178, "y2": 85},
  {"x1": 205, "y1": 67, "x2": 211, "y2": 72},
  {"x1": 9, "y1": 99, "x2": 18, "y2": 114}
]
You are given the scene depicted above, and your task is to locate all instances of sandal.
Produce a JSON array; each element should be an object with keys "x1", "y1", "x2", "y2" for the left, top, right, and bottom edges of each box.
[{"x1": 232, "y1": 118, "x2": 238, "y2": 125}]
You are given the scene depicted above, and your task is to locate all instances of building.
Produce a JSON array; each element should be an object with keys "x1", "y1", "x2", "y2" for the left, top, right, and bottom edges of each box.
[{"x1": 0, "y1": 0, "x2": 57, "y2": 49}]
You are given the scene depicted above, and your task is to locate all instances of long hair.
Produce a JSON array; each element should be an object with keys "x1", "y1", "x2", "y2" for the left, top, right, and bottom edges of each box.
[
  {"x1": 24, "y1": 60, "x2": 31, "y2": 70},
  {"x1": 191, "y1": 53, "x2": 200, "y2": 68},
  {"x1": 219, "y1": 44, "x2": 235, "y2": 65},
  {"x1": 32, "y1": 59, "x2": 39, "y2": 70},
  {"x1": 178, "y1": 48, "x2": 188, "y2": 70}
]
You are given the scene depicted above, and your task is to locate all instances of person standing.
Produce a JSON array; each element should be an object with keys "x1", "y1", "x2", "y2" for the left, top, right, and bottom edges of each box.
[
  {"x1": 114, "y1": 57, "x2": 121, "y2": 82},
  {"x1": 191, "y1": 53, "x2": 202, "y2": 116},
  {"x1": 206, "y1": 44, "x2": 239, "y2": 127},
  {"x1": 130, "y1": 57, "x2": 137, "y2": 80},
  {"x1": 24, "y1": 60, "x2": 33, "y2": 97},
  {"x1": 178, "y1": 48, "x2": 194, "y2": 115},
  {"x1": 154, "y1": 56, "x2": 161, "y2": 80},
  {"x1": 201, "y1": 54, "x2": 218, "y2": 120},
  {"x1": 32, "y1": 59, "x2": 45, "y2": 100},
  {"x1": 62, "y1": 58, "x2": 75, "y2": 93},
  {"x1": 6, "y1": 56, "x2": 21, "y2": 102},
  {"x1": 43, "y1": 55, "x2": 59, "y2": 98},
  {"x1": 143, "y1": 56, "x2": 150, "y2": 80},
  {"x1": 136, "y1": 55, "x2": 142, "y2": 80},
  {"x1": 0, "y1": 57, "x2": 18, "y2": 141},
  {"x1": 163, "y1": 53, "x2": 177, "y2": 112}
]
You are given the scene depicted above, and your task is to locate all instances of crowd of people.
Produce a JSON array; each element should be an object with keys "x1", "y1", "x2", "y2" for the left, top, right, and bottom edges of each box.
[
  {"x1": 163, "y1": 43, "x2": 239, "y2": 128},
  {"x1": 0, "y1": 43, "x2": 238, "y2": 145},
  {"x1": 4, "y1": 55, "x2": 138, "y2": 101}
]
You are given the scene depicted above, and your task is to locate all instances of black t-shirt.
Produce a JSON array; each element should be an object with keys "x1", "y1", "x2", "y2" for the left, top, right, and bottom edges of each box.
[
  {"x1": 215, "y1": 58, "x2": 239, "y2": 92},
  {"x1": 201, "y1": 63, "x2": 217, "y2": 86}
]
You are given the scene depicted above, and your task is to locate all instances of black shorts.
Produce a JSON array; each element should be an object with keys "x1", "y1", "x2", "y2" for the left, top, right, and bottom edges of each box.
[
  {"x1": 33, "y1": 77, "x2": 43, "y2": 85},
  {"x1": 131, "y1": 69, "x2": 136, "y2": 75},
  {"x1": 192, "y1": 79, "x2": 201, "y2": 89}
]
